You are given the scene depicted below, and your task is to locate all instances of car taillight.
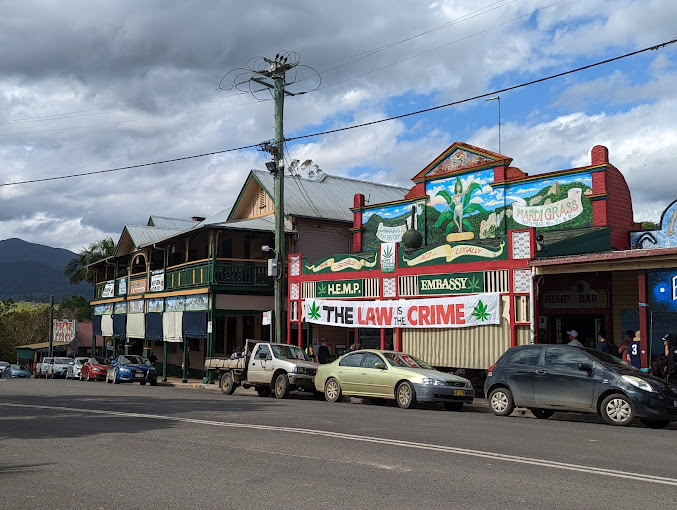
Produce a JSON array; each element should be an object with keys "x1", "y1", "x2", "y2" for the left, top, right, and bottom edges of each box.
[{"x1": 487, "y1": 363, "x2": 497, "y2": 376}]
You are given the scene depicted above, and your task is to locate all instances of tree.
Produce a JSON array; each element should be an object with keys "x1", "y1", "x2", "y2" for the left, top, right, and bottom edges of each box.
[
  {"x1": 287, "y1": 159, "x2": 322, "y2": 178},
  {"x1": 64, "y1": 237, "x2": 115, "y2": 286},
  {"x1": 641, "y1": 221, "x2": 660, "y2": 230},
  {"x1": 58, "y1": 295, "x2": 93, "y2": 321}
]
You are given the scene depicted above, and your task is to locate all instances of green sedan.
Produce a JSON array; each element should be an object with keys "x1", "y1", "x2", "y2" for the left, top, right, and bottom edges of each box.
[{"x1": 315, "y1": 349, "x2": 474, "y2": 410}]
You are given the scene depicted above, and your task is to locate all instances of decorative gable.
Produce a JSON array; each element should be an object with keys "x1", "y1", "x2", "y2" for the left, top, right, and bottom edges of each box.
[{"x1": 412, "y1": 142, "x2": 510, "y2": 183}]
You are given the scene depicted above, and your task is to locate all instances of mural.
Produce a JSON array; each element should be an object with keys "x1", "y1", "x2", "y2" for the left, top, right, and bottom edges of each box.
[
  {"x1": 147, "y1": 297, "x2": 164, "y2": 313},
  {"x1": 94, "y1": 303, "x2": 113, "y2": 315},
  {"x1": 361, "y1": 201, "x2": 425, "y2": 253},
  {"x1": 304, "y1": 252, "x2": 378, "y2": 274},
  {"x1": 165, "y1": 295, "x2": 185, "y2": 312},
  {"x1": 185, "y1": 293, "x2": 209, "y2": 311},
  {"x1": 630, "y1": 199, "x2": 677, "y2": 249},
  {"x1": 128, "y1": 299, "x2": 145, "y2": 313}
]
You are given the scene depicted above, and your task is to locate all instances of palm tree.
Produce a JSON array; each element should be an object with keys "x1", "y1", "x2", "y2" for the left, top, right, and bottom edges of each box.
[{"x1": 64, "y1": 237, "x2": 116, "y2": 285}]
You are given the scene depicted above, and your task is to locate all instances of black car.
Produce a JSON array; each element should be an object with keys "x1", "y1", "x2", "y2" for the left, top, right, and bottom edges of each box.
[{"x1": 485, "y1": 344, "x2": 677, "y2": 428}]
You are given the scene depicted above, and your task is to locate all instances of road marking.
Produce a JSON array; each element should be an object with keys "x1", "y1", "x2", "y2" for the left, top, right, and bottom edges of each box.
[{"x1": 2, "y1": 402, "x2": 676, "y2": 486}]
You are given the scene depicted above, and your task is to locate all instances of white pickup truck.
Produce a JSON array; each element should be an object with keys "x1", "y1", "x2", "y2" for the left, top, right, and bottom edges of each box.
[{"x1": 204, "y1": 340, "x2": 320, "y2": 399}]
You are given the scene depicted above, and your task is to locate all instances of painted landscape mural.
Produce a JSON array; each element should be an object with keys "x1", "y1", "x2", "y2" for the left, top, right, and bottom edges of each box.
[{"x1": 362, "y1": 164, "x2": 594, "y2": 251}]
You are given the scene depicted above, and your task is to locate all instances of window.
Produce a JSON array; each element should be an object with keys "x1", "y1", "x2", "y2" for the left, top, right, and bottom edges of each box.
[
  {"x1": 339, "y1": 353, "x2": 364, "y2": 367},
  {"x1": 544, "y1": 347, "x2": 591, "y2": 371},
  {"x1": 362, "y1": 353, "x2": 385, "y2": 369},
  {"x1": 255, "y1": 344, "x2": 271, "y2": 359},
  {"x1": 506, "y1": 347, "x2": 542, "y2": 366}
]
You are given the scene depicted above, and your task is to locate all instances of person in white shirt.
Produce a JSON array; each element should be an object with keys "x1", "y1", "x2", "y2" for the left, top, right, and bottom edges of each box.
[{"x1": 567, "y1": 330, "x2": 583, "y2": 347}]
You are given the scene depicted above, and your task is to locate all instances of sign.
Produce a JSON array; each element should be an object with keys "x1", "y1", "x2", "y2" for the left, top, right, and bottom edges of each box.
[
  {"x1": 418, "y1": 272, "x2": 484, "y2": 295},
  {"x1": 376, "y1": 223, "x2": 408, "y2": 242},
  {"x1": 316, "y1": 279, "x2": 363, "y2": 298},
  {"x1": 118, "y1": 277, "x2": 127, "y2": 295},
  {"x1": 402, "y1": 241, "x2": 505, "y2": 267},
  {"x1": 304, "y1": 293, "x2": 500, "y2": 329},
  {"x1": 380, "y1": 242, "x2": 396, "y2": 273},
  {"x1": 648, "y1": 269, "x2": 677, "y2": 312},
  {"x1": 262, "y1": 311, "x2": 271, "y2": 326},
  {"x1": 542, "y1": 280, "x2": 608, "y2": 309},
  {"x1": 102, "y1": 280, "x2": 115, "y2": 298},
  {"x1": 305, "y1": 254, "x2": 378, "y2": 273},
  {"x1": 129, "y1": 279, "x2": 147, "y2": 294},
  {"x1": 207, "y1": 320, "x2": 213, "y2": 334},
  {"x1": 53, "y1": 320, "x2": 76, "y2": 343},
  {"x1": 150, "y1": 270, "x2": 165, "y2": 291},
  {"x1": 512, "y1": 188, "x2": 583, "y2": 228}
]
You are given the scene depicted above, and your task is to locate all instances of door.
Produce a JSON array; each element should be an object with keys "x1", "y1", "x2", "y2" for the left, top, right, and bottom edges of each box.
[
  {"x1": 247, "y1": 344, "x2": 272, "y2": 384},
  {"x1": 358, "y1": 352, "x2": 392, "y2": 397},
  {"x1": 500, "y1": 346, "x2": 543, "y2": 407},
  {"x1": 534, "y1": 346, "x2": 597, "y2": 411},
  {"x1": 335, "y1": 352, "x2": 364, "y2": 394}
]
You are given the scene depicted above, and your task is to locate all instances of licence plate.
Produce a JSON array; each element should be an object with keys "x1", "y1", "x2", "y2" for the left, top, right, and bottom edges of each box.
[
  {"x1": 674, "y1": 400, "x2": 677, "y2": 408},
  {"x1": 134, "y1": 372, "x2": 144, "y2": 378},
  {"x1": 453, "y1": 389, "x2": 465, "y2": 396}
]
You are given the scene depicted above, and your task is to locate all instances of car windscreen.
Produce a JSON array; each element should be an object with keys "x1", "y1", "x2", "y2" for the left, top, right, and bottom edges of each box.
[
  {"x1": 271, "y1": 345, "x2": 308, "y2": 361},
  {"x1": 9, "y1": 364, "x2": 21, "y2": 369},
  {"x1": 383, "y1": 353, "x2": 434, "y2": 370},
  {"x1": 55, "y1": 358, "x2": 71, "y2": 364},
  {"x1": 120, "y1": 356, "x2": 150, "y2": 365},
  {"x1": 92, "y1": 358, "x2": 108, "y2": 365},
  {"x1": 584, "y1": 349, "x2": 634, "y2": 369}
]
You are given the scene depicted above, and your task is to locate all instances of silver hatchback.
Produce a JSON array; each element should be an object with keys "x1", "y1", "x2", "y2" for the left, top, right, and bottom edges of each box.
[{"x1": 66, "y1": 357, "x2": 90, "y2": 379}]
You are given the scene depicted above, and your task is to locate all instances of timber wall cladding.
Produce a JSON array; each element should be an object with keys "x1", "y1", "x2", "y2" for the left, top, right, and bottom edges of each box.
[
  {"x1": 295, "y1": 217, "x2": 351, "y2": 263},
  {"x1": 604, "y1": 167, "x2": 637, "y2": 250},
  {"x1": 611, "y1": 270, "x2": 639, "y2": 344}
]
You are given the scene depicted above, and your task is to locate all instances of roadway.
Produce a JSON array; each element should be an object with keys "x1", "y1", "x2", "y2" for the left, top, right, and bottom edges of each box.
[{"x1": 1, "y1": 378, "x2": 675, "y2": 510}]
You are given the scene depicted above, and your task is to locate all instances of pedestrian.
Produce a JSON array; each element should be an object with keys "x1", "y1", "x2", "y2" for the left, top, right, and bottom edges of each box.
[
  {"x1": 566, "y1": 330, "x2": 583, "y2": 347},
  {"x1": 618, "y1": 329, "x2": 634, "y2": 362},
  {"x1": 148, "y1": 351, "x2": 158, "y2": 367},
  {"x1": 231, "y1": 346, "x2": 243, "y2": 359},
  {"x1": 628, "y1": 331, "x2": 642, "y2": 369},
  {"x1": 665, "y1": 333, "x2": 677, "y2": 383},
  {"x1": 596, "y1": 331, "x2": 610, "y2": 353},
  {"x1": 317, "y1": 338, "x2": 331, "y2": 364},
  {"x1": 344, "y1": 343, "x2": 356, "y2": 354},
  {"x1": 304, "y1": 344, "x2": 316, "y2": 361}
]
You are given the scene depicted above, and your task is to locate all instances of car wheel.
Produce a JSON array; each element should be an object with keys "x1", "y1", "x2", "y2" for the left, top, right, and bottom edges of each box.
[
  {"x1": 324, "y1": 378, "x2": 342, "y2": 403},
  {"x1": 443, "y1": 402, "x2": 464, "y2": 411},
  {"x1": 140, "y1": 381, "x2": 147, "y2": 385},
  {"x1": 220, "y1": 371, "x2": 236, "y2": 395},
  {"x1": 113, "y1": 369, "x2": 120, "y2": 384},
  {"x1": 489, "y1": 387, "x2": 515, "y2": 416},
  {"x1": 150, "y1": 380, "x2": 157, "y2": 386},
  {"x1": 274, "y1": 373, "x2": 290, "y2": 399},
  {"x1": 639, "y1": 418, "x2": 670, "y2": 429},
  {"x1": 256, "y1": 387, "x2": 271, "y2": 397},
  {"x1": 530, "y1": 408, "x2": 555, "y2": 420},
  {"x1": 600, "y1": 393, "x2": 634, "y2": 426},
  {"x1": 396, "y1": 381, "x2": 417, "y2": 409},
  {"x1": 87, "y1": 373, "x2": 91, "y2": 382}
]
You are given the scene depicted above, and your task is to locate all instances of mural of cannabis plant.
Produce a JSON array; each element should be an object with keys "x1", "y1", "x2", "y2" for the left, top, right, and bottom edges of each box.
[{"x1": 433, "y1": 178, "x2": 489, "y2": 234}]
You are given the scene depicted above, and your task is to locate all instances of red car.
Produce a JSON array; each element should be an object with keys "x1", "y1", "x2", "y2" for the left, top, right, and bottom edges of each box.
[{"x1": 80, "y1": 357, "x2": 110, "y2": 381}]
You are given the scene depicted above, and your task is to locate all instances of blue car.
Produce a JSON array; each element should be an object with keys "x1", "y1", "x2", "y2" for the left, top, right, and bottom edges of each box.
[
  {"x1": 5, "y1": 364, "x2": 31, "y2": 378},
  {"x1": 105, "y1": 355, "x2": 157, "y2": 385}
]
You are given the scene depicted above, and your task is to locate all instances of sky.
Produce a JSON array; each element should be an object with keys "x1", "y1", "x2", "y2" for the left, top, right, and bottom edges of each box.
[{"x1": 1, "y1": 0, "x2": 676, "y2": 252}]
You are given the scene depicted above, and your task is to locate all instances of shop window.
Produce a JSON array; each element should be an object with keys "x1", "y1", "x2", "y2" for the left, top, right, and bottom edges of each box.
[{"x1": 221, "y1": 239, "x2": 233, "y2": 259}]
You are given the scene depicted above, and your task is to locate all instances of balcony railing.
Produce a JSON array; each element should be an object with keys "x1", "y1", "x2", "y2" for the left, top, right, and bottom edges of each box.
[{"x1": 93, "y1": 258, "x2": 273, "y2": 299}]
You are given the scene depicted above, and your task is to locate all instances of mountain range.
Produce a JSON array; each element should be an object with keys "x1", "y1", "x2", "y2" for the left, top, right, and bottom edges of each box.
[{"x1": 0, "y1": 238, "x2": 92, "y2": 302}]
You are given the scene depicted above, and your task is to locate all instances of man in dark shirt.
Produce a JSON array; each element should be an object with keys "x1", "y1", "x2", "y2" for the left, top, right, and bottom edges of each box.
[
  {"x1": 317, "y1": 338, "x2": 331, "y2": 364},
  {"x1": 596, "y1": 332, "x2": 610, "y2": 354}
]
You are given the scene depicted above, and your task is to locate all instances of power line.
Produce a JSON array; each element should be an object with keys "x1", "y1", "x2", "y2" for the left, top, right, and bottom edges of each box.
[{"x1": 3, "y1": 36, "x2": 675, "y2": 188}]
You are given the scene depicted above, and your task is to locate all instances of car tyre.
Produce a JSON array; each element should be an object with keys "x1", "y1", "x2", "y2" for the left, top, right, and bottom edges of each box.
[
  {"x1": 220, "y1": 371, "x2": 236, "y2": 395},
  {"x1": 274, "y1": 373, "x2": 290, "y2": 399},
  {"x1": 489, "y1": 387, "x2": 515, "y2": 416},
  {"x1": 140, "y1": 381, "x2": 147, "y2": 385},
  {"x1": 443, "y1": 402, "x2": 464, "y2": 411},
  {"x1": 530, "y1": 408, "x2": 554, "y2": 420},
  {"x1": 113, "y1": 369, "x2": 120, "y2": 384},
  {"x1": 639, "y1": 418, "x2": 670, "y2": 429},
  {"x1": 256, "y1": 387, "x2": 272, "y2": 397},
  {"x1": 324, "y1": 378, "x2": 343, "y2": 403},
  {"x1": 150, "y1": 380, "x2": 157, "y2": 386},
  {"x1": 396, "y1": 381, "x2": 417, "y2": 409},
  {"x1": 600, "y1": 393, "x2": 634, "y2": 426}
]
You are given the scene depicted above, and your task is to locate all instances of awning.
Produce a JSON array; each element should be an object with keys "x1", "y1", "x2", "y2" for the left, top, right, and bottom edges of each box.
[
  {"x1": 92, "y1": 315, "x2": 102, "y2": 336},
  {"x1": 126, "y1": 313, "x2": 145, "y2": 338},
  {"x1": 183, "y1": 311, "x2": 207, "y2": 338},
  {"x1": 145, "y1": 313, "x2": 163, "y2": 340},
  {"x1": 101, "y1": 315, "x2": 113, "y2": 336},
  {"x1": 14, "y1": 341, "x2": 70, "y2": 353},
  {"x1": 163, "y1": 312, "x2": 183, "y2": 343},
  {"x1": 113, "y1": 314, "x2": 126, "y2": 337}
]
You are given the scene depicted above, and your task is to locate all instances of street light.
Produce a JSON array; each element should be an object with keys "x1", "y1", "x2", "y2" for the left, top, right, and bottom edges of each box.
[{"x1": 485, "y1": 96, "x2": 501, "y2": 154}]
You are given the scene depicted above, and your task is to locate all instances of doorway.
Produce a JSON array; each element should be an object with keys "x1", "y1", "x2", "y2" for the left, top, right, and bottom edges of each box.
[{"x1": 550, "y1": 314, "x2": 605, "y2": 347}]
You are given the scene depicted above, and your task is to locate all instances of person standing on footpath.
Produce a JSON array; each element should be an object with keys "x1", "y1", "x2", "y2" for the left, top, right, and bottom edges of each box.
[
  {"x1": 628, "y1": 331, "x2": 642, "y2": 369},
  {"x1": 317, "y1": 338, "x2": 331, "y2": 364},
  {"x1": 566, "y1": 330, "x2": 583, "y2": 347},
  {"x1": 618, "y1": 329, "x2": 634, "y2": 362},
  {"x1": 665, "y1": 333, "x2": 677, "y2": 382},
  {"x1": 596, "y1": 331, "x2": 610, "y2": 353}
]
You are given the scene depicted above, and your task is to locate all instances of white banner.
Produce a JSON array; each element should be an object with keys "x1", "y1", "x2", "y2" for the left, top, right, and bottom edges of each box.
[
  {"x1": 304, "y1": 293, "x2": 500, "y2": 329},
  {"x1": 512, "y1": 188, "x2": 583, "y2": 227}
]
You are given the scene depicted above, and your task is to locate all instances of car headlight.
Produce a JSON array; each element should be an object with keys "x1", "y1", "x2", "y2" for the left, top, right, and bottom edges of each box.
[
  {"x1": 465, "y1": 381, "x2": 473, "y2": 388},
  {"x1": 150, "y1": 368, "x2": 157, "y2": 373},
  {"x1": 622, "y1": 375, "x2": 654, "y2": 393},
  {"x1": 421, "y1": 377, "x2": 445, "y2": 386},
  {"x1": 118, "y1": 367, "x2": 130, "y2": 374}
]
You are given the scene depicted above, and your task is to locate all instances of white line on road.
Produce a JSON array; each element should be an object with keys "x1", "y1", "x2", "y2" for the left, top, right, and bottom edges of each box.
[{"x1": 2, "y1": 402, "x2": 676, "y2": 486}]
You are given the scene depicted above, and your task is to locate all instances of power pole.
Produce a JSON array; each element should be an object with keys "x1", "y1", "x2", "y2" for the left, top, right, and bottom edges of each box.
[
  {"x1": 253, "y1": 54, "x2": 297, "y2": 344},
  {"x1": 48, "y1": 295, "x2": 54, "y2": 357}
]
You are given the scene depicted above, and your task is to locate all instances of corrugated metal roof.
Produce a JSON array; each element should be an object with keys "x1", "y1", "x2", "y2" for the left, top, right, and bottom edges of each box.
[
  {"x1": 195, "y1": 207, "x2": 233, "y2": 228},
  {"x1": 148, "y1": 215, "x2": 200, "y2": 229},
  {"x1": 207, "y1": 215, "x2": 295, "y2": 233},
  {"x1": 124, "y1": 225, "x2": 192, "y2": 249},
  {"x1": 253, "y1": 170, "x2": 409, "y2": 222}
]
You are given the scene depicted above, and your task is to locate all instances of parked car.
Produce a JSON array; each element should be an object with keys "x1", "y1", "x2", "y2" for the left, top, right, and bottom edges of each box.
[
  {"x1": 66, "y1": 357, "x2": 90, "y2": 379},
  {"x1": 106, "y1": 355, "x2": 157, "y2": 385},
  {"x1": 0, "y1": 361, "x2": 10, "y2": 378},
  {"x1": 80, "y1": 358, "x2": 110, "y2": 381},
  {"x1": 315, "y1": 349, "x2": 474, "y2": 410},
  {"x1": 5, "y1": 364, "x2": 31, "y2": 378},
  {"x1": 36, "y1": 357, "x2": 53, "y2": 378},
  {"x1": 47, "y1": 357, "x2": 72, "y2": 378},
  {"x1": 485, "y1": 344, "x2": 677, "y2": 428}
]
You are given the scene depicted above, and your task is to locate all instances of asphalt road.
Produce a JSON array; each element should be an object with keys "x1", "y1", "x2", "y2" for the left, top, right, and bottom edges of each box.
[{"x1": 1, "y1": 377, "x2": 676, "y2": 510}]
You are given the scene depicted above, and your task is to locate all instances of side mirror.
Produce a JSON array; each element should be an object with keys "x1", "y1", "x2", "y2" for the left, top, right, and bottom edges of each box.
[
  {"x1": 69, "y1": 362, "x2": 74, "y2": 365},
  {"x1": 578, "y1": 362, "x2": 593, "y2": 373},
  {"x1": 374, "y1": 362, "x2": 385, "y2": 370}
]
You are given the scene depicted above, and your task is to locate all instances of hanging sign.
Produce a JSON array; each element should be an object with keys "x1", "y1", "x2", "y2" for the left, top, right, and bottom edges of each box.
[
  {"x1": 150, "y1": 270, "x2": 165, "y2": 291},
  {"x1": 380, "y1": 242, "x2": 396, "y2": 273},
  {"x1": 418, "y1": 271, "x2": 484, "y2": 295},
  {"x1": 118, "y1": 277, "x2": 127, "y2": 295},
  {"x1": 129, "y1": 279, "x2": 147, "y2": 294},
  {"x1": 102, "y1": 280, "x2": 115, "y2": 298},
  {"x1": 304, "y1": 293, "x2": 500, "y2": 329},
  {"x1": 316, "y1": 280, "x2": 363, "y2": 298}
]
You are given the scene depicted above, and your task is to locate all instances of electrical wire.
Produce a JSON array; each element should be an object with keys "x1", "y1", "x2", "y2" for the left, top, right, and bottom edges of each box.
[{"x1": 2, "y1": 36, "x2": 675, "y2": 188}]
